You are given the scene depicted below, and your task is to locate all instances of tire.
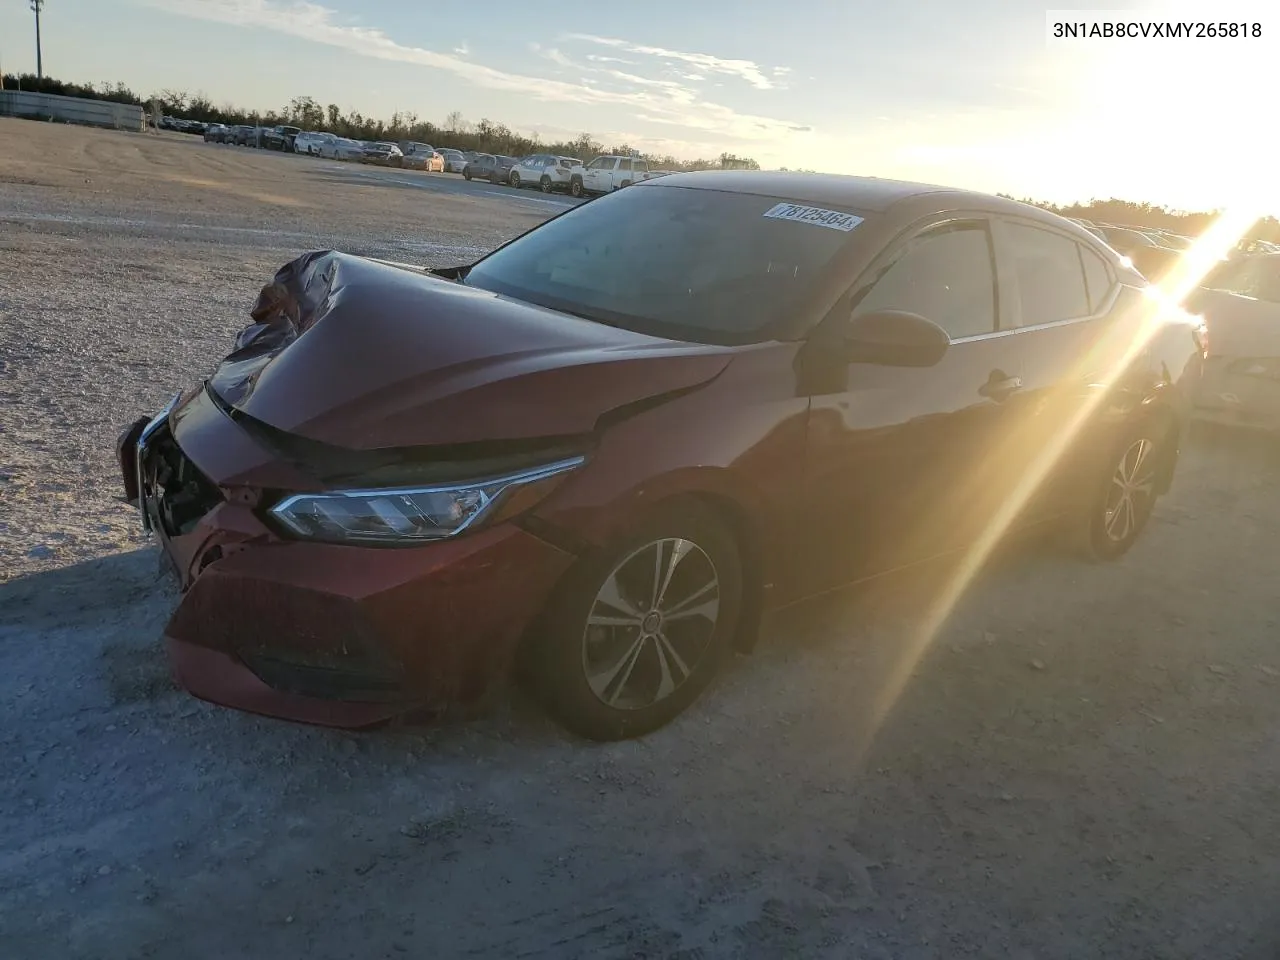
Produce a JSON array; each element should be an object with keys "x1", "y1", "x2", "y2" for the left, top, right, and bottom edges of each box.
[
  {"x1": 1065, "y1": 420, "x2": 1167, "y2": 562},
  {"x1": 509, "y1": 172, "x2": 521, "y2": 188},
  {"x1": 524, "y1": 502, "x2": 743, "y2": 741},
  {"x1": 464, "y1": 169, "x2": 472, "y2": 181},
  {"x1": 539, "y1": 175, "x2": 553, "y2": 193},
  {"x1": 570, "y1": 178, "x2": 583, "y2": 198}
]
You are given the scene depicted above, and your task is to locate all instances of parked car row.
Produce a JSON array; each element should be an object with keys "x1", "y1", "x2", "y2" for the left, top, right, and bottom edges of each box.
[{"x1": 196, "y1": 125, "x2": 675, "y2": 199}]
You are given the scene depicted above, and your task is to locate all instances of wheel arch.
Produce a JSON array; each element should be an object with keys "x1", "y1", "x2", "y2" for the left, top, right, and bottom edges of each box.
[
  {"x1": 683, "y1": 491, "x2": 766, "y2": 653},
  {"x1": 1138, "y1": 397, "x2": 1181, "y2": 494}
]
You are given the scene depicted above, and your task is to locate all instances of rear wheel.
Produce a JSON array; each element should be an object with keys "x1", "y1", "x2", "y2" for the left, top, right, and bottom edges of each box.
[
  {"x1": 1066, "y1": 422, "x2": 1166, "y2": 562},
  {"x1": 525, "y1": 504, "x2": 742, "y2": 741},
  {"x1": 463, "y1": 169, "x2": 472, "y2": 181},
  {"x1": 570, "y1": 178, "x2": 584, "y2": 198},
  {"x1": 539, "y1": 175, "x2": 553, "y2": 193}
]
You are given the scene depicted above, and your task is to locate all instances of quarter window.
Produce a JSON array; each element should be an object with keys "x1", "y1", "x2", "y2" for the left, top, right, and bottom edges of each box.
[
  {"x1": 853, "y1": 221, "x2": 997, "y2": 339},
  {"x1": 1005, "y1": 223, "x2": 1090, "y2": 326}
]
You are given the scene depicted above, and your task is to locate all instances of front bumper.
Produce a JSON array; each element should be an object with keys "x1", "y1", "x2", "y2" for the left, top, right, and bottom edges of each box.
[{"x1": 118, "y1": 386, "x2": 576, "y2": 727}]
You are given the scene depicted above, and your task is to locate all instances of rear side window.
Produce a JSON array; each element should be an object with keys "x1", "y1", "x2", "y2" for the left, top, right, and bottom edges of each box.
[
  {"x1": 853, "y1": 221, "x2": 997, "y2": 339},
  {"x1": 619, "y1": 159, "x2": 633, "y2": 171},
  {"x1": 1004, "y1": 223, "x2": 1090, "y2": 326},
  {"x1": 1079, "y1": 244, "x2": 1112, "y2": 312}
]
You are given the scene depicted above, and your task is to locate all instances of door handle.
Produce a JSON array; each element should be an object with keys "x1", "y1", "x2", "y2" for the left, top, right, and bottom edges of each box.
[{"x1": 979, "y1": 371, "x2": 1023, "y2": 401}]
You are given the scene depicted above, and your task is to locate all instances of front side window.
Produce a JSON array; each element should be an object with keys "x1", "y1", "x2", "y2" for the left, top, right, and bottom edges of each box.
[
  {"x1": 1004, "y1": 223, "x2": 1090, "y2": 326},
  {"x1": 853, "y1": 221, "x2": 996, "y2": 339},
  {"x1": 464, "y1": 186, "x2": 866, "y2": 344},
  {"x1": 588, "y1": 157, "x2": 609, "y2": 170}
]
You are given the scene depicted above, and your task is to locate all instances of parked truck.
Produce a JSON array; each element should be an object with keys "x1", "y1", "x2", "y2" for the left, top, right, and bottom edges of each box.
[{"x1": 567, "y1": 156, "x2": 659, "y2": 198}]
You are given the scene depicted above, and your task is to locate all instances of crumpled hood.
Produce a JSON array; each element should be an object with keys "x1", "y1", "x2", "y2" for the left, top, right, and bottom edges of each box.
[{"x1": 210, "y1": 251, "x2": 734, "y2": 450}]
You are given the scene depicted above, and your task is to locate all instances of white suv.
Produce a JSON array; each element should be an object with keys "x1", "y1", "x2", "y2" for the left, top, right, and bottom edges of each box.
[
  {"x1": 293, "y1": 132, "x2": 336, "y2": 156},
  {"x1": 508, "y1": 154, "x2": 581, "y2": 193},
  {"x1": 568, "y1": 156, "x2": 655, "y2": 197}
]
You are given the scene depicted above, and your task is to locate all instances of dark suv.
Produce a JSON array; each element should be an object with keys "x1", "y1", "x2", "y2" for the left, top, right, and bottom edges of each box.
[
  {"x1": 463, "y1": 154, "x2": 517, "y2": 184},
  {"x1": 262, "y1": 126, "x2": 302, "y2": 151}
]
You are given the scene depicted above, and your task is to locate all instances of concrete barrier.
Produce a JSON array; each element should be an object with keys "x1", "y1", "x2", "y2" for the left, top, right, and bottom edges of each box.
[{"x1": 0, "y1": 91, "x2": 144, "y2": 131}]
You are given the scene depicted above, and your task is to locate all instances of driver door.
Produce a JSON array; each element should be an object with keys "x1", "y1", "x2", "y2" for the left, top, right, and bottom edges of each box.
[
  {"x1": 799, "y1": 216, "x2": 1034, "y2": 591},
  {"x1": 584, "y1": 158, "x2": 612, "y2": 193}
]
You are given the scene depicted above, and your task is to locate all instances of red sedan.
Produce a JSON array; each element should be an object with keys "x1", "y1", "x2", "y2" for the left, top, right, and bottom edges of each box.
[{"x1": 117, "y1": 172, "x2": 1204, "y2": 740}]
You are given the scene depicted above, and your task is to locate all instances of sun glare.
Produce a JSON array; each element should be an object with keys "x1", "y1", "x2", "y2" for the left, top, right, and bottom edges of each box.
[{"x1": 860, "y1": 201, "x2": 1263, "y2": 751}]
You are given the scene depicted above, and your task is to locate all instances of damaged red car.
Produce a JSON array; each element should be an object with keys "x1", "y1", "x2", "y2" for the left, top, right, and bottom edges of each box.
[{"x1": 117, "y1": 172, "x2": 1204, "y2": 740}]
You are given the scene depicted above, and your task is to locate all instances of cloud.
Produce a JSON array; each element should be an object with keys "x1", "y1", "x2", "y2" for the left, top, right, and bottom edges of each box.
[
  {"x1": 586, "y1": 54, "x2": 633, "y2": 64},
  {"x1": 453, "y1": 41, "x2": 470, "y2": 56},
  {"x1": 564, "y1": 34, "x2": 781, "y2": 90},
  {"x1": 136, "y1": 0, "x2": 807, "y2": 142}
]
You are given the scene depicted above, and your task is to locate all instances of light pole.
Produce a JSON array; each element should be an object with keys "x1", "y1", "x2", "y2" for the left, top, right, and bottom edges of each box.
[{"x1": 31, "y1": 0, "x2": 45, "y2": 82}]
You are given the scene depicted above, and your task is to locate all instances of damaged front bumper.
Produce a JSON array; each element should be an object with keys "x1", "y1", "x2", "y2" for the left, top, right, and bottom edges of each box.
[{"x1": 117, "y1": 385, "x2": 576, "y2": 728}]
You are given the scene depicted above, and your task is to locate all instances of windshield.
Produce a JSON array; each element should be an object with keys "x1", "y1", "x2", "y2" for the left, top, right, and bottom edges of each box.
[{"x1": 463, "y1": 185, "x2": 867, "y2": 344}]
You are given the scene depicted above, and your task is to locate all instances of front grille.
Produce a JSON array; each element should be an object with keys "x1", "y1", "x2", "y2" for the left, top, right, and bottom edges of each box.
[{"x1": 140, "y1": 429, "x2": 223, "y2": 537}]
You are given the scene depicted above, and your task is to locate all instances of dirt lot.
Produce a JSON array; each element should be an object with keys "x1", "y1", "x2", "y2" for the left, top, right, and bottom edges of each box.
[{"x1": 2, "y1": 120, "x2": 1279, "y2": 960}]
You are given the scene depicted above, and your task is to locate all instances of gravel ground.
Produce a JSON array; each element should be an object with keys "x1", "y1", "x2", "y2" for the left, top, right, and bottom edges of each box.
[{"x1": 2, "y1": 121, "x2": 1279, "y2": 960}]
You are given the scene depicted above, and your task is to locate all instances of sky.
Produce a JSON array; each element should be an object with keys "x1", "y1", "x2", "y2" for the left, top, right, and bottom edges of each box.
[{"x1": 1, "y1": 0, "x2": 1278, "y2": 211}]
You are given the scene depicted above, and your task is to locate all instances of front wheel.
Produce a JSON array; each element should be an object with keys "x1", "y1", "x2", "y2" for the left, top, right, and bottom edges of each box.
[
  {"x1": 509, "y1": 172, "x2": 521, "y2": 188},
  {"x1": 463, "y1": 169, "x2": 472, "y2": 181},
  {"x1": 524, "y1": 503, "x2": 743, "y2": 741}
]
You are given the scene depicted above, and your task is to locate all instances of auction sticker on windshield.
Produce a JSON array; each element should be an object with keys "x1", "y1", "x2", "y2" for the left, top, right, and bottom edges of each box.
[{"x1": 762, "y1": 203, "x2": 864, "y2": 232}]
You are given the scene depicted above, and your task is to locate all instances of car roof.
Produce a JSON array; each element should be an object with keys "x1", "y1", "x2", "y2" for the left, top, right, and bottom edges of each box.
[{"x1": 633, "y1": 170, "x2": 1021, "y2": 214}]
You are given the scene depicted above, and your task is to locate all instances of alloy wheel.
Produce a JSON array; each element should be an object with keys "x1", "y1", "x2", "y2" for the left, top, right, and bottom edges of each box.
[
  {"x1": 581, "y1": 538, "x2": 720, "y2": 711},
  {"x1": 1102, "y1": 438, "x2": 1156, "y2": 543}
]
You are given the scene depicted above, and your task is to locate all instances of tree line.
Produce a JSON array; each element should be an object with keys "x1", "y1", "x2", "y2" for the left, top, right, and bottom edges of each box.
[
  {"x1": 0, "y1": 73, "x2": 760, "y2": 172},
  {"x1": 5, "y1": 72, "x2": 1274, "y2": 238},
  {"x1": 998, "y1": 194, "x2": 1280, "y2": 245}
]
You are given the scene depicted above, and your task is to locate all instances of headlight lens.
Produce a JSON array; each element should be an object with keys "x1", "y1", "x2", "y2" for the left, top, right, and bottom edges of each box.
[{"x1": 268, "y1": 456, "x2": 584, "y2": 545}]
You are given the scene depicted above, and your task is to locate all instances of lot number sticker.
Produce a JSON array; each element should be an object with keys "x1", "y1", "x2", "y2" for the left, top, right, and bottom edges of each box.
[{"x1": 763, "y1": 203, "x2": 864, "y2": 232}]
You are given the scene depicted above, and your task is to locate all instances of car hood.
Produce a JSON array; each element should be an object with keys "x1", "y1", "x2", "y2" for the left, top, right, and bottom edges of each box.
[{"x1": 209, "y1": 251, "x2": 734, "y2": 450}]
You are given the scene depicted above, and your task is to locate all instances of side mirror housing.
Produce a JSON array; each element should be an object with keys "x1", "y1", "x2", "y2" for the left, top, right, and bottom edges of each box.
[{"x1": 845, "y1": 309, "x2": 951, "y2": 367}]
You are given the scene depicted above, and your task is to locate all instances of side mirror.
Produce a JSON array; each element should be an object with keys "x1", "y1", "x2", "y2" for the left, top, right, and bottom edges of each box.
[{"x1": 845, "y1": 310, "x2": 951, "y2": 367}]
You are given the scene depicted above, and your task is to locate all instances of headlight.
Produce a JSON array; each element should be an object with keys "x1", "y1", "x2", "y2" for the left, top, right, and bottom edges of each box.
[{"x1": 268, "y1": 456, "x2": 585, "y2": 545}]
